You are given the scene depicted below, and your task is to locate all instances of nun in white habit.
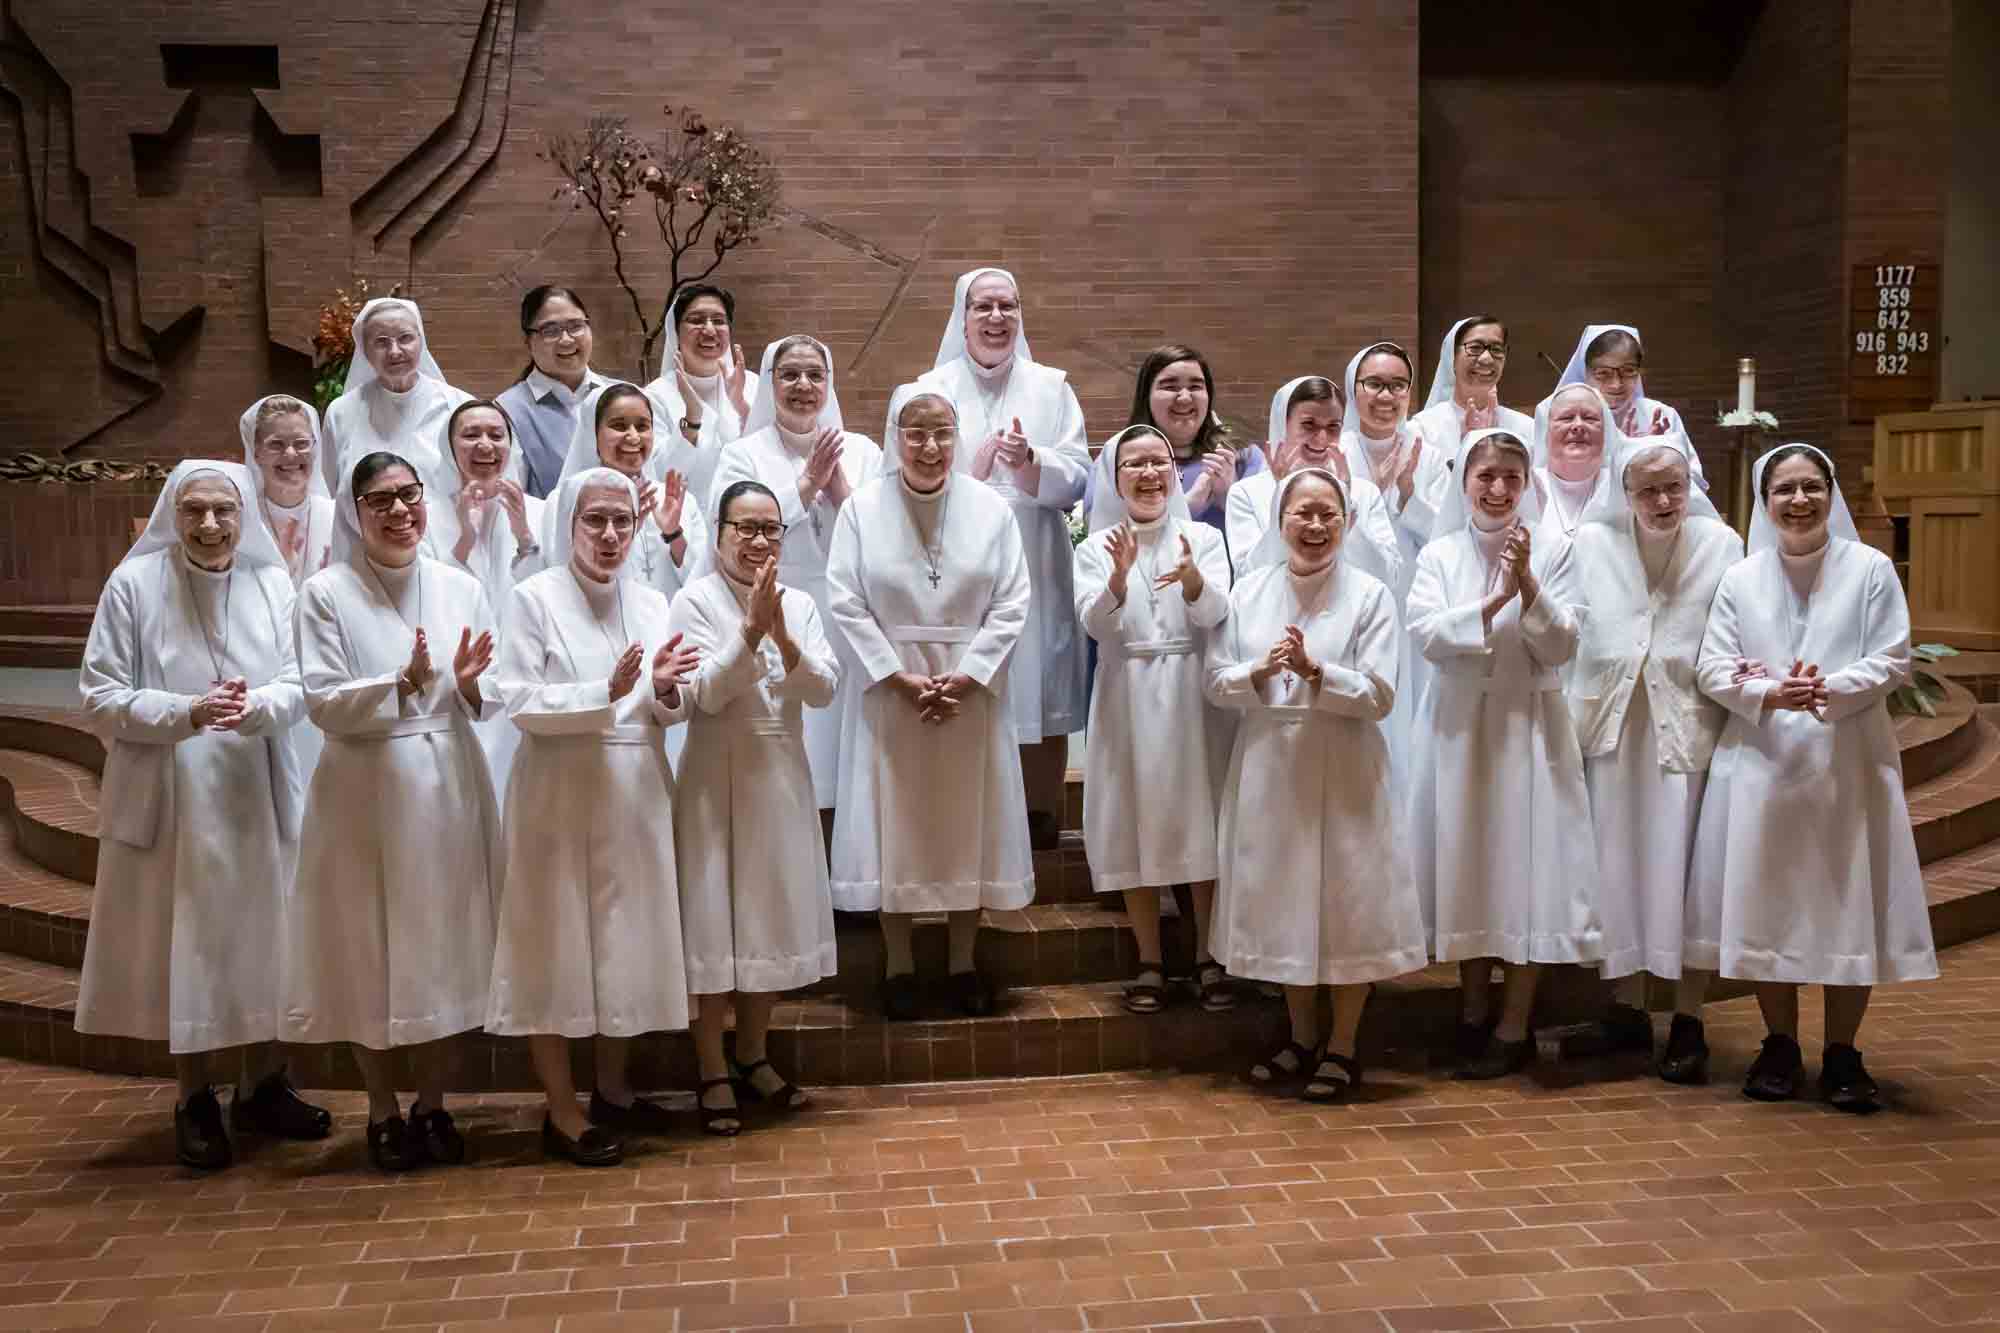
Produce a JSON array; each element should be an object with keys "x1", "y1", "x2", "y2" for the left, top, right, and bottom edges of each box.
[
  {"x1": 642, "y1": 283, "x2": 760, "y2": 501},
  {"x1": 1532, "y1": 383, "x2": 1619, "y2": 545},
  {"x1": 320, "y1": 297, "x2": 476, "y2": 497},
  {"x1": 829, "y1": 385, "x2": 1033, "y2": 1021},
  {"x1": 1074, "y1": 426, "x2": 1230, "y2": 1014},
  {"x1": 489, "y1": 467, "x2": 701, "y2": 1165},
  {"x1": 907, "y1": 266, "x2": 1090, "y2": 847},
  {"x1": 1686, "y1": 443, "x2": 1934, "y2": 1111},
  {"x1": 1538, "y1": 324, "x2": 1705, "y2": 484},
  {"x1": 554, "y1": 381, "x2": 711, "y2": 606},
  {"x1": 1407, "y1": 427, "x2": 1599, "y2": 1080},
  {"x1": 1408, "y1": 316, "x2": 1536, "y2": 463},
  {"x1": 1209, "y1": 467, "x2": 1429, "y2": 1101},
  {"x1": 284, "y1": 450, "x2": 501, "y2": 1171},
  {"x1": 241, "y1": 395, "x2": 335, "y2": 588},
  {"x1": 706, "y1": 334, "x2": 882, "y2": 807},
  {"x1": 670, "y1": 477, "x2": 839, "y2": 1135},
  {"x1": 76, "y1": 460, "x2": 330, "y2": 1170},
  {"x1": 1567, "y1": 430, "x2": 1742, "y2": 1083},
  {"x1": 1340, "y1": 342, "x2": 1450, "y2": 583}
]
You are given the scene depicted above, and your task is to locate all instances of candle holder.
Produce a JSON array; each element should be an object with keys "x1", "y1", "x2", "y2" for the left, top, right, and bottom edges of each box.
[{"x1": 1716, "y1": 357, "x2": 1779, "y2": 535}]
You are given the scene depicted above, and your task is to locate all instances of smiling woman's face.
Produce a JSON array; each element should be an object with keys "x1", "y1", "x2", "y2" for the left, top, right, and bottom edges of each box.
[
  {"x1": 1114, "y1": 430, "x2": 1174, "y2": 523},
  {"x1": 1463, "y1": 440, "x2": 1528, "y2": 525},
  {"x1": 1281, "y1": 472, "x2": 1346, "y2": 573}
]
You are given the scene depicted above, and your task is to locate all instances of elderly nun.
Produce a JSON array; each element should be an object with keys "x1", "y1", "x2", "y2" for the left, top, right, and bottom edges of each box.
[
  {"x1": 830, "y1": 384, "x2": 1034, "y2": 1020},
  {"x1": 643, "y1": 283, "x2": 759, "y2": 500},
  {"x1": 488, "y1": 467, "x2": 701, "y2": 1165},
  {"x1": 1407, "y1": 427, "x2": 1600, "y2": 1081},
  {"x1": 320, "y1": 296, "x2": 476, "y2": 496},
  {"x1": 670, "y1": 477, "x2": 840, "y2": 1135},
  {"x1": 1532, "y1": 383, "x2": 1620, "y2": 544},
  {"x1": 1687, "y1": 444, "x2": 1934, "y2": 1111},
  {"x1": 906, "y1": 266, "x2": 1090, "y2": 849},
  {"x1": 76, "y1": 460, "x2": 330, "y2": 1170},
  {"x1": 241, "y1": 395, "x2": 335, "y2": 587},
  {"x1": 1074, "y1": 425, "x2": 1231, "y2": 1014},
  {"x1": 1209, "y1": 467, "x2": 1428, "y2": 1101},
  {"x1": 707, "y1": 334, "x2": 882, "y2": 808},
  {"x1": 283, "y1": 451, "x2": 501, "y2": 1171}
]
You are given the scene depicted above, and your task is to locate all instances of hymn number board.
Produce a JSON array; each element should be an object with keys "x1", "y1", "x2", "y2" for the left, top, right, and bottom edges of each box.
[{"x1": 1848, "y1": 262, "x2": 1939, "y2": 424}]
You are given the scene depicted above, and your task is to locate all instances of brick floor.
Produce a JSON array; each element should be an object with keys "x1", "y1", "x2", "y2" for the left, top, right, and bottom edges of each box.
[{"x1": 0, "y1": 941, "x2": 1985, "y2": 1330}]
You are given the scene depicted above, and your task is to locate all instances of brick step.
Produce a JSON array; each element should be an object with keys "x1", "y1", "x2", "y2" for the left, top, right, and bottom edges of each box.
[
  {"x1": 1900, "y1": 677, "x2": 1983, "y2": 787},
  {"x1": 0, "y1": 605, "x2": 95, "y2": 638},
  {"x1": 817, "y1": 898, "x2": 1192, "y2": 996},
  {"x1": 1908, "y1": 711, "x2": 2000, "y2": 864}
]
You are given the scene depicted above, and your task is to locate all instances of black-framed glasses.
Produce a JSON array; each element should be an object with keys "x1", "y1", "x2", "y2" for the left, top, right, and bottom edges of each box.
[
  {"x1": 722, "y1": 519, "x2": 788, "y2": 542},
  {"x1": 1589, "y1": 365, "x2": 1642, "y2": 385},
  {"x1": 530, "y1": 318, "x2": 590, "y2": 341},
  {"x1": 1461, "y1": 340, "x2": 1507, "y2": 361},
  {"x1": 358, "y1": 482, "x2": 424, "y2": 515},
  {"x1": 1357, "y1": 377, "x2": 1411, "y2": 397}
]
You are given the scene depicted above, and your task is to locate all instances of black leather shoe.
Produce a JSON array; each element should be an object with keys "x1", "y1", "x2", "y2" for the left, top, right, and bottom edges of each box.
[
  {"x1": 175, "y1": 1088, "x2": 232, "y2": 1170},
  {"x1": 1658, "y1": 1014, "x2": 1710, "y2": 1085},
  {"x1": 1452, "y1": 1019, "x2": 1495, "y2": 1064},
  {"x1": 882, "y1": 971, "x2": 923, "y2": 1021},
  {"x1": 948, "y1": 968, "x2": 997, "y2": 1017},
  {"x1": 1819, "y1": 1043, "x2": 1881, "y2": 1113},
  {"x1": 542, "y1": 1115, "x2": 622, "y2": 1166},
  {"x1": 1601, "y1": 1002, "x2": 1654, "y2": 1053},
  {"x1": 411, "y1": 1106, "x2": 467, "y2": 1164},
  {"x1": 1743, "y1": 1033, "x2": 1805, "y2": 1102},
  {"x1": 367, "y1": 1114, "x2": 423, "y2": 1172},
  {"x1": 1027, "y1": 810, "x2": 1061, "y2": 852},
  {"x1": 232, "y1": 1070, "x2": 332, "y2": 1140},
  {"x1": 1455, "y1": 1034, "x2": 1534, "y2": 1081},
  {"x1": 587, "y1": 1091, "x2": 679, "y2": 1135}
]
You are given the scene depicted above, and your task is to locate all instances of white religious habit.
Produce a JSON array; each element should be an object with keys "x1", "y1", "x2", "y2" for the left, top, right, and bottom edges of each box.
[
  {"x1": 1408, "y1": 317, "x2": 1537, "y2": 472},
  {"x1": 75, "y1": 461, "x2": 305, "y2": 1053},
  {"x1": 320, "y1": 297, "x2": 478, "y2": 498},
  {"x1": 240, "y1": 396, "x2": 335, "y2": 588},
  {"x1": 907, "y1": 266, "x2": 1090, "y2": 744},
  {"x1": 1073, "y1": 428, "x2": 1230, "y2": 894},
  {"x1": 1338, "y1": 343, "x2": 1452, "y2": 579},
  {"x1": 642, "y1": 291, "x2": 761, "y2": 501},
  {"x1": 706, "y1": 336, "x2": 883, "y2": 806},
  {"x1": 1406, "y1": 429, "x2": 1601, "y2": 964},
  {"x1": 1207, "y1": 470, "x2": 1430, "y2": 987},
  {"x1": 554, "y1": 381, "x2": 712, "y2": 607},
  {"x1": 1567, "y1": 433, "x2": 1742, "y2": 980},
  {"x1": 828, "y1": 384, "x2": 1035, "y2": 914},
  {"x1": 670, "y1": 569, "x2": 839, "y2": 994},
  {"x1": 486, "y1": 468, "x2": 694, "y2": 1037},
  {"x1": 1685, "y1": 445, "x2": 1935, "y2": 985},
  {"x1": 1530, "y1": 383, "x2": 1622, "y2": 547},
  {"x1": 282, "y1": 471, "x2": 502, "y2": 1050},
  {"x1": 1537, "y1": 322, "x2": 1706, "y2": 485}
]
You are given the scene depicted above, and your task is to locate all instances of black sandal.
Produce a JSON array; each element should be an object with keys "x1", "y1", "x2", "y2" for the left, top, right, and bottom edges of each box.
[
  {"x1": 1195, "y1": 961, "x2": 1236, "y2": 1012},
  {"x1": 1124, "y1": 964, "x2": 1167, "y2": 1014},
  {"x1": 1250, "y1": 1041, "x2": 1315, "y2": 1084},
  {"x1": 1303, "y1": 1049, "x2": 1362, "y2": 1103},
  {"x1": 731, "y1": 1058, "x2": 809, "y2": 1112},
  {"x1": 698, "y1": 1077, "x2": 742, "y2": 1137}
]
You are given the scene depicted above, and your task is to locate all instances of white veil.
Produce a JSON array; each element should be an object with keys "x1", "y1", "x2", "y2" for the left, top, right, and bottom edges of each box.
[
  {"x1": 237, "y1": 396, "x2": 330, "y2": 500},
  {"x1": 740, "y1": 335, "x2": 845, "y2": 438},
  {"x1": 931, "y1": 266, "x2": 1035, "y2": 370},
  {"x1": 1088, "y1": 425, "x2": 1191, "y2": 534},
  {"x1": 1747, "y1": 443, "x2": 1859, "y2": 555},
  {"x1": 1340, "y1": 341, "x2": 1418, "y2": 491},
  {"x1": 545, "y1": 467, "x2": 643, "y2": 573},
  {"x1": 1246, "y1": 467, "x2": 1355, "y2": 574},
  {"x1": 127, "y1": 460, "x2": 285, "y2": 571},
  {"x1": 1579, "y1": 430, "x2": 1723, "y2": 530},
  {"x1": 1429, "y1": 426, "x2": 1545, "y2": 540},
  {"x1": 339, "y1": 297, "x2": 449, "y2": 396}
]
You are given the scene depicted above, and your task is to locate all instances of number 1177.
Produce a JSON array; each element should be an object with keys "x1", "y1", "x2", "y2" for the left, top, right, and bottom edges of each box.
[{"x1": 1875, "y1": 264, "x2": 1916, "y2": 286}]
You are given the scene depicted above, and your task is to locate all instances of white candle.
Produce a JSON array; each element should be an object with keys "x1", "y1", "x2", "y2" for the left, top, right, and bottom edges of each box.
[{"x1": 1737, "y1": 357, "x2": 1756, "y2": 414}]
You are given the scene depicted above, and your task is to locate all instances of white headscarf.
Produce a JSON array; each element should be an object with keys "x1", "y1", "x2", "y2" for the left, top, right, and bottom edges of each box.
[
  {"x1": 238, "y1": 395, "x2": 330, "y2": 500},
  {"x1": 426, "y1": 400, "x2": 526, "y2": 589},
  {"x1": 1429, "y1": 426, "x2": 1544, "y2": 540},
  {"x1": 1246, "y1": 466, "x2": 1355, "y2": 574},
  {"x1": 127, "y1": 460, "x2": 286, "y2": 571},
  {"x1": 340, "y1": 297, "x2": 448, "y2": 396},
  {"x1": 558, "y1": 381, "x2": 661, "y2": 487},
  {"x1": 546, "y1": 467, "x2": 642, "y2": 574},
  {"x1": 740, "y1": 334, "x2": 845, "y2": 439},
  {"x1": 329, "y1": 450, "x2": 434, "y2": 566},
  {"x1": 880, "y1": 382, "x2": 960, "y2": 481},
  {"x1": 932, "y1": 266, "x2": 1036, "y2": 370},
  {"x1": 1088, "y1": 425, "x2": 1192, "y2": 534},
  {"x1": 1424, "y1": 316, "x2": 1487, "y2": 412},
  {"x1": 1747, "y1": 443, "x2": 1859, "y2": 556},
  {"x1": 1266, "y1": 375, "x2": 1343, "y2": 459},
  {"x1": 1341, "y1": 341, "x2": 1418, "y2": 493},
  {"x1": 1580, "y1": 430, "x2": 1723, "y2": 530},
  {"x1": 654, "y1": 287, "x2": 744, "y2": 385}
]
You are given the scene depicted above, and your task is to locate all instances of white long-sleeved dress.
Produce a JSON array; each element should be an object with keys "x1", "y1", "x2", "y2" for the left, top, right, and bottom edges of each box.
[
  {"x1": 75, "y1": 550, "x2": 305, "y2": 1052},
  {"x1": 670, "y1": 571, "x2": 839, "y2": 994},
  {"x1": 282, "y1": 556, "x2": 501, "y2": 1049},
  {"x1": 1685, "y1": 539, "x2": 1937, "y2": 985},
  {"x1": 486, "y1": 565, "x2": 692, "y2": 1037}
]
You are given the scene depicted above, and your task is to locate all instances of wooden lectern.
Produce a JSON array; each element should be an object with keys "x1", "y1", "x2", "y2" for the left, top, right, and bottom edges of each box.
[{"x1": 1873, "y1": 402, "x2": 2000, "y2": 649}]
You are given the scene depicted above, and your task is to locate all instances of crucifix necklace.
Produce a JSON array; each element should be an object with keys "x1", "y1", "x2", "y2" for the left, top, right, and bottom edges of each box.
[
  {"x1": 906, "y1": 482, "x2": 952, "y2": 590},
  {"x1": 180, "y1": 556, "x2": 234, "y2": 686}
]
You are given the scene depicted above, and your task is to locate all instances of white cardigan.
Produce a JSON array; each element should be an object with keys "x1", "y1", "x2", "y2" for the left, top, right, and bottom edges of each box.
[{"x1": 1566, "y1": 514, "x2": 1743, "y2": 770}]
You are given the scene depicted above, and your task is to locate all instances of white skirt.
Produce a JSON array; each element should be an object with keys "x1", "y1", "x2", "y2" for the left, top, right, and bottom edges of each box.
[{"x1": 1585, "y1": 685, "x2": 1702, "y2": 981}]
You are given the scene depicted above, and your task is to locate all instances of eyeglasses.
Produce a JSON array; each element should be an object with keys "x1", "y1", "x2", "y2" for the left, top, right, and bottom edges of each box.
[
  {"x1": 358, "y1": 483, "x2": 424, "y2": 515},
  {"x1": 530, "y1": 318, "x2": 590, "y2": 341},
  {"x1": 901, "y1": 427, "x2": 958, "y2": 448},
  {"x1": 681, "y1": 314, "x2": 730, "y2": 330},
  {"x1": 1461, "y1": 341, "x2": 1507, "y2": 361},
  {"x1": 1357, "y1": 377, "x2": 1411, "y2": 397},
  {"x1": 1589, "y1": 365, "x2": 1642, "y2": 386},
  {"x1": 1117, "y1": 458, "x2": 1174, "y2": 474},
  {"x1": 968, "y1": 300, "x2": 1022, "y2": 321},
  {"x1": 1627, "y1": 482, "x2": 1688, "y2": 502},
  {"x1": 256, "y1": 439, "x2": 314, "y2": 457},
  {"x1": 775, "y1": 368, "x2": 827, "y2": 386},
  {"x1": 577, "y1": 512, "x2": 637, "y2": 535},
  {"x1": 722, "y1": 519, "x2": 788, "y2": 542},
  {"x1": 368, "y1": 333, "x2": 419, "y2": 353},
  {"x1": 1768, "y1": 481, "x2": 1830, "y2": 501}
]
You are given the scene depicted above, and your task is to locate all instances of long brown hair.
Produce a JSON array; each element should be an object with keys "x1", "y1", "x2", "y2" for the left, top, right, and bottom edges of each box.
[{"x1": 1128, "y1": 344, "x2": 1236, "y2": 458}]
